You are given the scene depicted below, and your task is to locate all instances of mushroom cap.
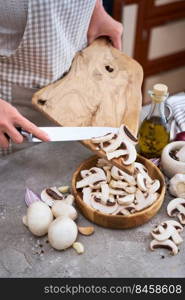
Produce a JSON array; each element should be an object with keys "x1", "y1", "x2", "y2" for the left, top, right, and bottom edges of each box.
[
  {"x1": 48, "y1": 217, "x2": 78, "y2": 250},
  {"x1": 167, "y1": 198, "x2": 185, "y2": 217},
  {"x1": 51, "y1": 202, "x2": 77, "y2": 220},
  {"x1": 27, "y1": 201, "x2": 53, "y2": 236},
  {"x1": 169, "y1": 173, "x2": 185, "y2": 198}
]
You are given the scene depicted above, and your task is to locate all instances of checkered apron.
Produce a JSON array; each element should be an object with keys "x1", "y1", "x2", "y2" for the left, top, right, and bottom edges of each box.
[{"x1": 0, "y1": 0, "x2": 96, "y2": 155}]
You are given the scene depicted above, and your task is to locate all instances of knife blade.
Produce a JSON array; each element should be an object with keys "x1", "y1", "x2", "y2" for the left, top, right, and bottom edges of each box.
[{"x1": 15, "y1": 126, "x2": 118, "y2": 142}]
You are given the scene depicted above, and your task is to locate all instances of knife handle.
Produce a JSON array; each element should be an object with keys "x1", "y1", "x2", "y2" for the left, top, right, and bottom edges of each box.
[{"x1": 5, "y1": 127, "x2": 33, "y2": 142}]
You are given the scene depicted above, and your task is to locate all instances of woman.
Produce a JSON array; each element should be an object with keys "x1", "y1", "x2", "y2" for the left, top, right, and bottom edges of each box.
[{"x1": 0, "y1": 0, "x2": 123, "y2": 149}]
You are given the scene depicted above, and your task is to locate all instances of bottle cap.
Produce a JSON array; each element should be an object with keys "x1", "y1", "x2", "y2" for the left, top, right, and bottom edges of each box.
[{"x1": 153, "y1": 84, "x2": 168, "y2": 96}]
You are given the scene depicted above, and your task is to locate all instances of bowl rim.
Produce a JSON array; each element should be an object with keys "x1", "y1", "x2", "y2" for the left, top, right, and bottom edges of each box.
[{"x1": 72, "y1": 154, "x2": 166, "y2": 220}]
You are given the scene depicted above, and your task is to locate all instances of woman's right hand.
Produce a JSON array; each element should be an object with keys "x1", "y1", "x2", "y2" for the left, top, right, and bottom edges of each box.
[{"x1": 0, "y1": 98, "x2": 50, "y2": 148}]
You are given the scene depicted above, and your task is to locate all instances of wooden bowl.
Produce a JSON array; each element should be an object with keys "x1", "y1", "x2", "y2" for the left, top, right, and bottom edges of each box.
[{"x1": 72, "y1": 155, "x2": 166, "y2": 229}]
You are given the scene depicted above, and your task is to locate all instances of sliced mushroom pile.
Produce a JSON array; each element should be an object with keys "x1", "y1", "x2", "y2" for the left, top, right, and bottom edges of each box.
[
  {"x1": 76, "y1": 158, "x2": 160, "y2": 215},
  {"x1": 150, "y1": 220, "x2": 184, "y2": 256},
  {"x1": 91, "y1": 124, "x2": 138, "y2": 165}
]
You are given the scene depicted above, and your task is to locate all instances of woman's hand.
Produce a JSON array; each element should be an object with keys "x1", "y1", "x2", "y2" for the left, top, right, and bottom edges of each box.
[
  {"x1": 88, "y1": 0, "x2": 123, "y2": 50},
  {"x1": 0, "y1": 99, "x2": 50, "y2": 148}
]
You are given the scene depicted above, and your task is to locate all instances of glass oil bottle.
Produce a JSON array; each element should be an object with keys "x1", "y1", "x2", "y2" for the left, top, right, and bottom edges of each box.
[{"x1": 138, "y1": 83, "x2": 170, "y2": 158}]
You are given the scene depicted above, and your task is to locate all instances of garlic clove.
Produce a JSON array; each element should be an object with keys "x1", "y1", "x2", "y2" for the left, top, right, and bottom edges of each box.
[
  {"x1": 78, "y1": 226, "x2": 94, "y2": 236},
  {"x1": 58, "y1": 186, "x2": 69, "y2": 193},
  {"x1": 72, "y1": 242, "x2": 84, "y2": 254}
]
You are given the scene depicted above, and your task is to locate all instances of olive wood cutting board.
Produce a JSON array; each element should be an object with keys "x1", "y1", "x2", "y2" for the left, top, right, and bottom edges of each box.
[{"x1": 32, "y1": 38, "x2": 143, "y2": 174}]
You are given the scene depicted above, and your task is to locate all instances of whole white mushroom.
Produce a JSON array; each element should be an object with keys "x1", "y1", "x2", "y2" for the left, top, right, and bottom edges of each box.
[
  {"x1": 48, "y1": 217, "x2": 78, "y2": 250},
  {"x1": 51, "y1": 201, "x2": 77, "y2": 220},
  {"x1": 23, "y1": 201, "x2": 53, "y2": 236}
]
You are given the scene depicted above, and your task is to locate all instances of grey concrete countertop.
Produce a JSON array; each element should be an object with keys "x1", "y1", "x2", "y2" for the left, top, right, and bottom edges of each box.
[{"x1": 0, "y1": 141, "x2": 185, "y2": 278}]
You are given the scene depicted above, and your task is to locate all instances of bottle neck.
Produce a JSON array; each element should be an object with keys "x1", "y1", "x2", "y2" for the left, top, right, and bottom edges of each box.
[{"x1": 147, "y1": 101, "x2": 160, "y2": 120}]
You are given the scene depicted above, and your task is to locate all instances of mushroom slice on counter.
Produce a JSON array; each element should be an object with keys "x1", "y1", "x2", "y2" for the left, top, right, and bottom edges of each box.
[
  {"x1": 76, "y1": 167, "x2": 106, "y2": 189},
  {"x1": 151, "y1": 220, "x2": 183, "y2": 245},
  {"x1": 41, "y1": 187, "x2": 64, "y2": 206},
  {"x1": 150, "y1": 239, "x2": 179, "y2": 256},
  {"x1": 162, "y1": 220, "x2": 183, "y2": 233},
  {"x1": 111, "y1": 166, "x2": 136, "y2": 185},
  {"x1": 167, "y1": 198, "x2": 185, "y2": 225},
  {"x1": 90, "y1": 194, "x2": 118, "y2": 214},
  {"x1": 116, "y1": 194, "x2": 135, "y2": 206},
  {"x1": 169, "y1": 173, "x2": 185, "y2": 198}
]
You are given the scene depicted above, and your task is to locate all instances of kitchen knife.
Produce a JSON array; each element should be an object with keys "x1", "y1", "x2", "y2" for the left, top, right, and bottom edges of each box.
[{"x1": 13, "y1": 126, "x2": 118, "y2": 142}]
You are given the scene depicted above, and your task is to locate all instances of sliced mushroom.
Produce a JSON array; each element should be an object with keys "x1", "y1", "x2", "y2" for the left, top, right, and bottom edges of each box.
[
  {"x1": 147, "y1": 179, "x2": 160, "y2": 193},
  {"x1": 135, "y1": 190, "x2": 158, "y2": 211},
  {"x1": 109, "y1": 180, "x2": 128, "y2": 189},
  {"x1": 151, "y1": 221, "x2": 183, "y2": 245},
  {"x1": 103, "y1": 166, "x2": 111, "y2": 183},
  {"x1": 106, "y1": 149, "x2": 128, "y2": 160},
  {"x1": 92, "y1": 132, "x2": 116, "y2": 144},
  {"x1": 163, "y1": 220, "x2": 183, "y2": 233},
  {"x1": 167, "y1": 198, "x2": 185, "y2": 225},
  {"x1": 109, "y1": 188, "x2": 127, "y2": 196},
  {"x1": 150, "y1": 239, "x2": 179, "y2": 256},
  {"x1": 117, "y1": 194, "x2": 135, "y2": 206},
  {"x1": 134, "y1": 162, "x2": 153, "y2": 184},
  {"x1": 41, "y1": 187, "x2": 64, "y2": 206},
  {"x1": 111, "y1": 166, "x2": 136, "y2": 185},
  {"x1": 136, "y1": 173, "x2": 148, "y2": 192},
  {"x1": 76, "y1": 167, "x2": 106, "y2": 189},
  {"x1": 100, "y1": 183, "x2": 110, "y2": 204},
  {"x1": 124, "y1": 185, "x2": 136, "y2": 194},
  {"x1": 169, "y1": 173, "x2": 185, "y2": 198},
  {"x1": 82, "y1": 187, "x2": 92, "y2": 206},
  {"x1": 90, "y1": 194, "x2": 118, "y2": 214}
]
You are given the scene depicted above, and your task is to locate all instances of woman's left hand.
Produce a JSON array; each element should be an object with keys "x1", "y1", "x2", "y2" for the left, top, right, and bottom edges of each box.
[{"x1": 88, "y1": 0, "x2": 123, "y2": 50}]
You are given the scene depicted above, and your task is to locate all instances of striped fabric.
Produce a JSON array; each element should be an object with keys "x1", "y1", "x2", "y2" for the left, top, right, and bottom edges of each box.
[{"x1": 166, "y1": 92, "x2": 185, "y2": 132}]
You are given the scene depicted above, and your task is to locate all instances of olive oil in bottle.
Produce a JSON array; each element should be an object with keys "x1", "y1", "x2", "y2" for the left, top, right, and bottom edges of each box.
[{"x1": 138, "y1": 84, "x2": 170, "y2": 158}]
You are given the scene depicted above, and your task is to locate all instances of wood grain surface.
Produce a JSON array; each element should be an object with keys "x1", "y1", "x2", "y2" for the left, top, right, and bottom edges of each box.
[{"x1": 32, "y1": 38, "x2": 143, "y2": 174}]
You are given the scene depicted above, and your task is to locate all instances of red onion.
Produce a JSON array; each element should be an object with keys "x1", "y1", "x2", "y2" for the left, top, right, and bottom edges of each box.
[{"x1": 175, "y1": 131, "x2": 185, "y2": 141}]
